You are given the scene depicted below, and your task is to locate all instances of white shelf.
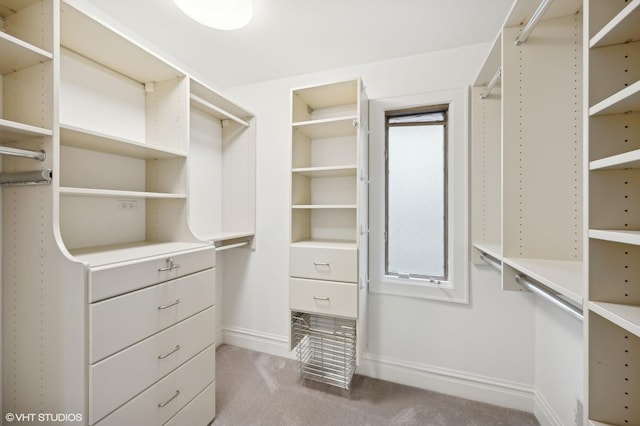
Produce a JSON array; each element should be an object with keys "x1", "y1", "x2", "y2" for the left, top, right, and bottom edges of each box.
[
  {"x1": 190, "y1": 94, "x2": 250, "y2": 127},
  {"x1": 60, "y1": 3, "x2": 184, "y2": 83},
  {"x1": 588, "y1": 421, "x2": 613, "y2": 426},
  {"x1": 199, "y1": 231, "x2": 254, "y2": 244},
  {"x1": 292, "y1": 204, "x2": 357, "y2": 209},
  {"x1": 503, "y1": 0, "x2": 582, "y2": 28},
  {"x1": 0, "y1": 30, "x2": 52, "y2": 75},
  {"x1": 292, "y1": 165, "x2": 357, "y2": 178},
  {"x1": 473, "y1": 241, "x2": 503, "y2": 261},
  {"x1": 473, "y1": 32, "x2": 501, "y2": 87},
  {"x1": 590, "y1": 149, "x2": 640, "y2": 170},
  {"x1": 0, "y1": 0, "x2": 41, "y2": 15},
  {"x1": 589, "y1": 80, "x2": 640, "y2": 116},
  {"x1": 292, "y1": 116, "x2": 357, "y2": 139},
  {"x1": 292, "y1": 80, "x2": 358, "y2": 110},
  {"x1": 69, "y1": 241, "x2": 210, "y2": 267},
  {"x1": 0, "y1": 118, "x2": 52, "y2": 141},
  {"x1": 503, "y1": 257, "x2": 584, "y2": 306},
  {"x1": 590, "y1": 0, "x2": 640, "y2": 48},
  {"x1": 589, "y1": 301, "x2": 640, "y2": 338},
  {"x1": 59, "y1": 187, "x2": 187, "y2": 199},
  {"x1": 60, "y1": 124, "x2": 186, "y2": 159},
  {"x1": 589, "y1": 229, "x2": 640, "y2": 246},
  {"x1": 290, "y1": 239, "x2": 357, "y2": 250}
]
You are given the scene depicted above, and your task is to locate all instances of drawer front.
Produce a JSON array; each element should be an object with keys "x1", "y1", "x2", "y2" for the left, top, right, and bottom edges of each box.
[
  {"x1": 164, "y1": 381, "x2": 215, "y2": 426},
  {"x1": 89, "y1": 307, "x2": 216, "y2": 424},
  {"x1": 90, "y1": 268, "x2": 215, "y2": 363},
  {"x1": 290, "y1": 278, "x2": 358, "y2": 318},
  {"x1": 95, "y1": 344, "x2": 215, "y2": 426},
  {"x1": 290, "y1": 246, "x2": 357, "y2": 283},
  {"x1": 89, "y1": 246, "x2": 215, "y2": 302}
]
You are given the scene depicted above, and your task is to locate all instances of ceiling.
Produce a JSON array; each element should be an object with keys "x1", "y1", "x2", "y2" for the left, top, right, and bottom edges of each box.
[{"x1": 75, "y1": 0, "x2": 515, "y2": 89}]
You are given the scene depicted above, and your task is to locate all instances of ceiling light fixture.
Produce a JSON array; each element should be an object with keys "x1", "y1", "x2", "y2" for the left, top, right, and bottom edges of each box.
[{"x1": 174, "y1": 0, "x2": 253, "y2": 30}]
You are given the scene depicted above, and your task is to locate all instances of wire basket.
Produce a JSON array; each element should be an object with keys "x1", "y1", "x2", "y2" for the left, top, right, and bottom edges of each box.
[{"x1": 292, "y1": 312, "x2": 357, "y2": 390}]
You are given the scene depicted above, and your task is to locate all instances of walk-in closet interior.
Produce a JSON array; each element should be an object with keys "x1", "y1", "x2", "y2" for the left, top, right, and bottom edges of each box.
[{"x1": 0, "y1": 0, "x2": 637, "y2": 424}]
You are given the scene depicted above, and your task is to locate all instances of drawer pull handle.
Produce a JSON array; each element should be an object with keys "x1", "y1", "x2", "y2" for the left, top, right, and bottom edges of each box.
[
  {"x1": 158, "y1": 299, "x2": 180, "y2": 310},
  {"x1": 313, "y1": 296, "x2": 330, "y2": 301},
  {"x1": 313, "y1": 262, "x2": 330, "y2": 267},
  {"x1": 158, "y1": 345, "x2": 181, "y2": 359},
  {"x1": 158, "y1": 390, "x2": 180, "y2": 408},
  {"x1": 158, "y1": 258, "x2": 181, "y2": 272}
]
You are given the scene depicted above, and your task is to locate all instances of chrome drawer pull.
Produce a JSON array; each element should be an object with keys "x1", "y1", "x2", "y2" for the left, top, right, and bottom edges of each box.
[
  {"x1": 158, "y1": 390, "x2": 180, "y2": 408},
  {"x1": 158, "y1": 258, "x2": 181, "y2": 272},
  {"x1": 158, "y1": 345, "x2": 181, "y2": 359},
  {"x1": 313, "y1": 262, "x2": 330, "y2": 267},
  {"x1": 313, "y1": 296, "x2": 330, "y2": 301},
  {"x1": 158, "y1": 299, "x2": 180, "y2": 310}
]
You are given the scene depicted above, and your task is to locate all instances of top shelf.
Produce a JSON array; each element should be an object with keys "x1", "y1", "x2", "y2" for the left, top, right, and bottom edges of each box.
[
  {"x1": 503, "y1": 0, "x2": 581, "y2": 28},
  {"x1": 0, "y1": 0, "x2": 41, "y2": 16},
  {"x1": 292, "y1": 80, "x2": 358, "y2": 111},
  {"x1": 60, "y1": 2, "x2": 184, "y2": 83},
  {"x1": 590, "y1": 0, "x2": 640, "y2": 48}
]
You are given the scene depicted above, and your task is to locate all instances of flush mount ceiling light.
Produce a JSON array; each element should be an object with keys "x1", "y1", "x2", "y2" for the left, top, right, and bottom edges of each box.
[{"x1": 174, "y1": 0, "x2": 253, "y2": 30}]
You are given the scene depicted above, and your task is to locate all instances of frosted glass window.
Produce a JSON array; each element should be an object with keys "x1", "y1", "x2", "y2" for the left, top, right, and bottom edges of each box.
[{"x1": 386, "y1": 109, "x2": 447, "y2": 280}]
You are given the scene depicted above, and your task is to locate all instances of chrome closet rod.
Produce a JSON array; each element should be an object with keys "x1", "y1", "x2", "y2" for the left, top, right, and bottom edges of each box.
[
  {"x1": 190, "y1": 94, "x2": 250, "y2": 128},
  {"x1": 479, "y1": 252, "x2": 502, "y2": 272},
  {"x1": 515, "y1": 0, "x2": 554, "y2": 46},
  {"x1": 480, "y1": 67, "x2": 501, "y2": 99},
  {"x1": 0, "y1": 146, "x2": 46, "y2": 161},
  {"x1": 515, "y1": 274, "x2": 583, "y2": 321},
  {"x1": 215, "y1": 241, "x2": 250, "y2": 251}
]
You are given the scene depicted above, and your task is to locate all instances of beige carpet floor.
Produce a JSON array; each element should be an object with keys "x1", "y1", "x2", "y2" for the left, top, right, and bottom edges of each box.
[{"x1": 212, "y1": 344, "x2": 539, "y2": 426}]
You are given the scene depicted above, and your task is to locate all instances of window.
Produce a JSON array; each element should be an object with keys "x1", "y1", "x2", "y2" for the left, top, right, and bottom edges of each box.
[
  {"x1": 386, "y1": 107, "x2": 448, "y2": 281},
  {"x1": 369, "y1": 89, "x2": 469, "y2": 303}
]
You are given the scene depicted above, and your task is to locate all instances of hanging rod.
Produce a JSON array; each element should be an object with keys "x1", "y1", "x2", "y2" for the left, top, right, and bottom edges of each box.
[
  {"x1": 515, "y1": 0, "x2": 554, "y2": 45},
  {"x1": 215, "y1": 241, "x2": 250, "y2": 252},
  {"x1": 515, "y1": 274, "x2": 583, "y2": 321},
  {"x1": 0, "y1": 169, "x2": 52, "y2": 186},
  {"x1": 0, "y1": 146, "x2": 46, "y2": 161},
  {"x1": 479, "y1": 252, "x2": 502, "y2": 272},
  {"x1": 190, "y1": 94, "x2": 251, "y2": 128},
  {"x1": 480, "y1": 67, "x2": 502, "y2": 99}
]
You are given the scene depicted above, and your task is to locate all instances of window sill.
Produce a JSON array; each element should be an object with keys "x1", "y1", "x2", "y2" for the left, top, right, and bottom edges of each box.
[{"x1": 370, "y1": 275, "x2": 468, "y2": 304}]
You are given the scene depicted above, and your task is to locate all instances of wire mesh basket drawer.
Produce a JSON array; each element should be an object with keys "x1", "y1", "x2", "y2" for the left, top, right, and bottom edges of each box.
[{"x1": 292, "y1": 312, "x2": 356, "y2": 390}]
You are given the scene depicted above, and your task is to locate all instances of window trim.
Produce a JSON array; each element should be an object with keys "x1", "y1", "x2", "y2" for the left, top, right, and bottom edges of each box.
[{"x1": 369, "y1": 88, "x2": 469, "y2": 304}]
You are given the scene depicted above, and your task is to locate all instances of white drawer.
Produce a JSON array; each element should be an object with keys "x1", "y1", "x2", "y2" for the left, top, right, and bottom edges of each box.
[
  {"x1": 90, "y1": 268, "x2": 215, "y2": 362},
  {"x1": 290, "y1": 245, "x2": 357, "y2": 283},
  {"x1": 89, "y1": 246, "x2": 215, "y2": 302},
  {"x1": 95, "y1": 344, "x2": 215, "y2": 426},
  {"x1": 89, "y1": 307, "x2": 215, "y2": 424},
  {"x1": 164, "y1": 381, "x2": 215, "y2": 426},
  {"x1": 290, "y1": 278, "x2": 358, "y2": 318}
]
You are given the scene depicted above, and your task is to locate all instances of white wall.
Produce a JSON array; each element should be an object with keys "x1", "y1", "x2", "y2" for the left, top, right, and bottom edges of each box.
[{"x1": 221, "y1": 43, "x2": 540, "y2": 411}]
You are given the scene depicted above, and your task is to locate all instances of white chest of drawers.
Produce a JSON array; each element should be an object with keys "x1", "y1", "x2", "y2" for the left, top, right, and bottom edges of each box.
[{"x1": 76, "y1": 243, "x2": 217, "y2": 426}]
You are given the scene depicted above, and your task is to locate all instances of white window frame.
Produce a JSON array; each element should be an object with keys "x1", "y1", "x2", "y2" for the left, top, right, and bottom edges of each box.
[{"x1": 369, "y1": 88, "x2": 469, "y2": 303}]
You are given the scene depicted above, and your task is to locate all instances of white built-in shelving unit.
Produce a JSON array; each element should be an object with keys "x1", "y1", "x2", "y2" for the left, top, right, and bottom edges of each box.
[
  {"x1": 471, "y1": 0, "x2": 584, "y2": 310},
  {"x1": 586, "y1": 0, "x2": 640, "y2": 423},
  {"x1": 288, "y1": 79, "x2": 368, "y2": 390},
  {"x1": 1, "y1": 0, "x2": 256, "y2": 423}
]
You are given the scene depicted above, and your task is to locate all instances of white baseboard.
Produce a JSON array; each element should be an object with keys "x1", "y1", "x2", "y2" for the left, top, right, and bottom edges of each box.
[
  {"x1": 221, "y1": 326, "x2": 295, "y2": 360},
  {"x1": 220, "y1": 326, "x2": 535, "y2": 413},
  {"x1": 358, "y1": 353, "x2": 535, "y2": 413},
  {"x1": 533, "y1": 389, "x2": 564, "y2": 426}
]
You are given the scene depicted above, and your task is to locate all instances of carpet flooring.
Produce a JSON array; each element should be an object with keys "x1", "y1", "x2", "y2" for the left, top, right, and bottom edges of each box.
[{"x1": 212, "y1": 344, "x2": 539, "y2": 426}]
